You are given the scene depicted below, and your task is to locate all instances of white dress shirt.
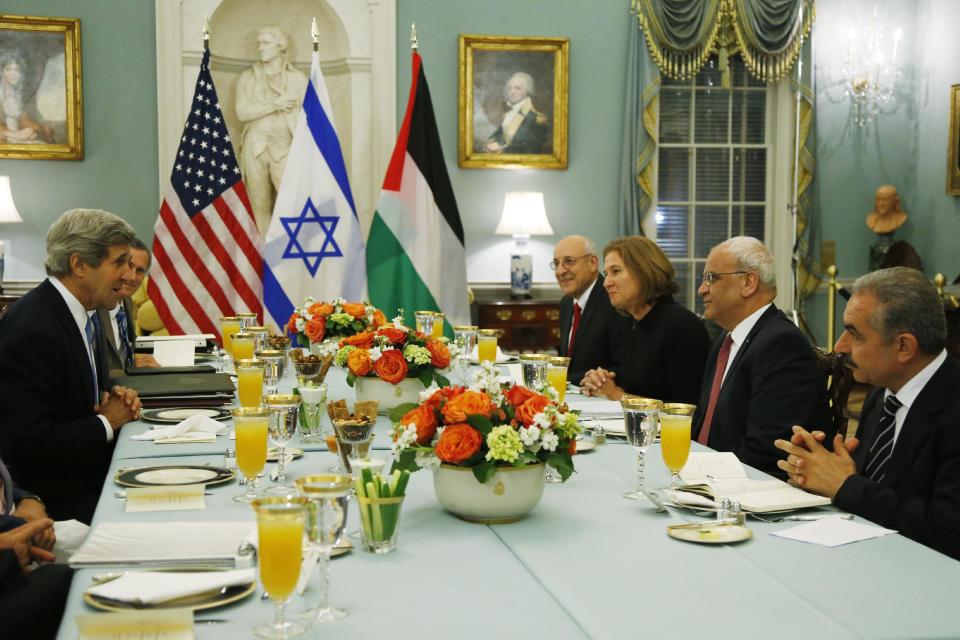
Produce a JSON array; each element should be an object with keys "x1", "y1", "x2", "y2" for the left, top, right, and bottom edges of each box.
[
  {"x1": 720, "y1": 303, "x2": 772, "y2": 385},
  {"x1": 886, "y1": 349, "x2": 947, "y2": 445},
  {"x1": 48, "y1": 277, "x2": 115, "y2": 441}
]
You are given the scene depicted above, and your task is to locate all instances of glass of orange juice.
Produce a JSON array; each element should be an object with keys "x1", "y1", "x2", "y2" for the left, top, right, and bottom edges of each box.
[
  {"x1": 236, "y1": 358, "x2": 265, "y2": 408},
  {"x1": 660, "y1": 403, "x2": 696, "y2": 489},
  {"x1": 232, "y1": 332, "x2": 256, "y2": 361},
  {"x1": 477, "y1": 329, "x2": 499, "y2": 364},
  {"x1": 251, "y1": 496, "x2": 308, "y2": 639},
  {"x1": 220, "y1": 316, "x2": 242, "y2": 368},
  {"x1": 232, "y1": 407, "x2": 270, "y2": 502},
  {"x1": 431, "y1": 311, "x2": 445, "y2": 338},
  {"x1": 547, "y1": 356, "x2": 571, "y2": 403}
]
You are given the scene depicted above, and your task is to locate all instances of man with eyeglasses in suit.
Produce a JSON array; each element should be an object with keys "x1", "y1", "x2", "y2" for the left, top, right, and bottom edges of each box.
[
  {"x1": 691, "y1": 236, "x2": 831, "y2": 477},
  {"x1": 553, "y1": 235, "x2": 626, "y2": 386}
]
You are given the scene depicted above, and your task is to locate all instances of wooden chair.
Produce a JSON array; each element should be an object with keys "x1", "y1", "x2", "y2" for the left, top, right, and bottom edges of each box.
[{"x1": 812, "y1": 347, "x2": 871, "y2": 440}]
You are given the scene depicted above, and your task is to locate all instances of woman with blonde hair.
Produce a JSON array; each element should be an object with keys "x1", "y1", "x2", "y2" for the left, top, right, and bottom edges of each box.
[{"x1": 581, "y1": 236, "x2": 709, "y2": 403}]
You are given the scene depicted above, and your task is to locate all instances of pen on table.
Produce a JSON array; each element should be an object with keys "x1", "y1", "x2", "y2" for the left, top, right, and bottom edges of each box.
[{"x1": 786, "y1": 514, "x2": 854, "y2": 521}]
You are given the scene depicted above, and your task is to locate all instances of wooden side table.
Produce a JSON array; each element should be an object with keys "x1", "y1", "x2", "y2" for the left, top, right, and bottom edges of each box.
[{"x1": 473, "y1": 297, "x2": 562, "y2": 353}]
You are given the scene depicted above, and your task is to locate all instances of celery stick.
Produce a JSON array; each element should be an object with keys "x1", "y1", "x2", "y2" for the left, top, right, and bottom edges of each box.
[
  {"x1": 367, "y1": 481, "x2": 383, "y2": 539},
  {"x1": 388, "y1": 469, "x2": 401, "y2": 495},
  {"x1": 393, "y1": 469, "x2": 410, "y2": 497}
]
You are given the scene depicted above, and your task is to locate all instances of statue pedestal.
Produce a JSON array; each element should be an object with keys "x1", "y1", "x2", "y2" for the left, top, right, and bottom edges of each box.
[{"x1": 869, "y1": 233, "x2": 894, "y2": 271}]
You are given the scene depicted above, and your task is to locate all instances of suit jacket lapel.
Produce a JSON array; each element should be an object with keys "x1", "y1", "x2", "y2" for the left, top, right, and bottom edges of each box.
[
  {"x1": 883, "y1": 358, "x2": 955, "y2": 486},
  {"x1": 42, "y1": 280, "x2": 99, "y2": 404},
  {"x1": 559, "y1": 297, "x2": 571, "y2": 355},
  {"x1": 573, "y1": 278, "x2": 605, "y2": 350},
  {"x1": 721, "y1": 305, "x2": 779, "y2": 386}
]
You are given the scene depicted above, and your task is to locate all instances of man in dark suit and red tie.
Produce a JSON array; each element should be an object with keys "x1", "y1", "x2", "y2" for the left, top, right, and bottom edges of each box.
[
  {"x1": 777, "y1": 267, "x2": 960, "y2": 560},
  {"x1": 691, "y1": 236, "x2": 831, "y2": 477},
  {"x1": 553, "y1": 235, "x2": 625, "y2": 386},
  {"x1": 0, "y1": 208, "x2": 143, "y2": 524}
]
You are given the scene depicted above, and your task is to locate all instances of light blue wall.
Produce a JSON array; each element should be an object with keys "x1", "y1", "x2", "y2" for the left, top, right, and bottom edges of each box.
[
  {"x1": 0, "y1": 0, "x2": 158, "y2": 281},
  {"x1": 395, "y1": 0, "x2": 628, "y2": 284}
]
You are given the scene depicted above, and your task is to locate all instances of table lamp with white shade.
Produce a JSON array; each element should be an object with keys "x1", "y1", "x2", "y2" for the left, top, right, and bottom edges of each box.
[
  {"x1": 0, "y1": 176, "x2": 23, "y2": 294},
  {"x1": 495, "y1": 191, "x2": 554, "y2": 298}
]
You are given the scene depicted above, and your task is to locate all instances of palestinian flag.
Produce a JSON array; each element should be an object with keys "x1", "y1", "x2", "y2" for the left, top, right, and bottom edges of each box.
[{"x1": 366, "y1": 51, "x2": 469, "y2": 332}]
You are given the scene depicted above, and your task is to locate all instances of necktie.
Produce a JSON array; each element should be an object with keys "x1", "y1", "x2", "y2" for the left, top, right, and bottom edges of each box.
[
  {"x1": 568, "y1": 303, "x2": 582, "y2": 355},
  {"x1": 863, "y1": 394, "x2": 903, "y2": 483},
  {"x1": 116, "y1": 304, "x2": 133, "y2": 369},
  {"x1": 696, "y1": 334, "x2": 734, "y2": 446},
  {"x1": 86, "y1": 314, "x2": 100, "y2": 405}
]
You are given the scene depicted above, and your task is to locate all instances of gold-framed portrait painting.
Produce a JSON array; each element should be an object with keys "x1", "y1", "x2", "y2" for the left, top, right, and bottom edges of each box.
[
  {"x1": 0, "y1": 14, "x2": 83, "y2": 160},
  {"x1": 948, "y1": 84, "x2": 960, "y2": 196},
  {"x1": 459, "y1": 34, "x2": 568, "y2": 170}
]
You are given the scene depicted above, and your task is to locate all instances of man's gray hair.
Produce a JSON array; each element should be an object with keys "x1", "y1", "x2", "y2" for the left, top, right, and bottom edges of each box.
[
  {"x1": 852, "y1": 267, "x2": 946, "y2": 354},
  {"x1": 582, "y1": 236, "x2": 597, "y2": 256},
  {"x1": 717, "y1": 236, "x2": 776, "y2": 288},
  {"x1": 506, "y1": 71, "x2": 535, "y2": 97},
  {"x1": 45, "y1": 208, "x2": 136, "y2": 277}
]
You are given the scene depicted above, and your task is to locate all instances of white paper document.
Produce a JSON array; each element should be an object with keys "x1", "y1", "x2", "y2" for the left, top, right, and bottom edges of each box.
[
  {"x1": 771, "y1": 516, "x2": 897, "y2": 547},
  {"x1": 152, "y1": 339, "x2": 196, "y2": 366},
  {"x1": 124, "y1": 484, "x2": 206, "y2": 513},
  {"x1": 565, "y1": 398, "x2": 623, "y2": 418}
]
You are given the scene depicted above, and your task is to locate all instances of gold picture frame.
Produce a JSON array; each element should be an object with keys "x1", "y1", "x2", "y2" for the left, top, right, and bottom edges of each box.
[
  {"x1": 459, "y1": 34, "x2": 568, "y2": 170},
  {"x1": 948, "y1": 84, "x2": 960, "y2": 196},
  {"x1": 0, "y1": 14, "x2": 83, "y2": 160}
]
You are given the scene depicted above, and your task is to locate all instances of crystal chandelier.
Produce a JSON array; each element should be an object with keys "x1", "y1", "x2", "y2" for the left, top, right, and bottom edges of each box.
[{"x1": 841, "y1": 6, "x2": 902, "y2": 127}]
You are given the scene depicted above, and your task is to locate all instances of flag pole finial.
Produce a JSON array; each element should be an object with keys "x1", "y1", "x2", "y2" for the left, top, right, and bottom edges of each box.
[
  {"x1": 311, "y1": 17, "x2": 319, "y2": 52},
  {"x1": 202, "y1": 14, "x2": 210, "y2": 50},
  {"x1": 410, "y1": 23, "x2": 418, "y2": 51}
]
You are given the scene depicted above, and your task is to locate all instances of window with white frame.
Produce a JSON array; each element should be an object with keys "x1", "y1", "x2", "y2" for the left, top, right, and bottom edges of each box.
[{"x1": 653, "y1": 55, "x2": 771, "y2": 314}]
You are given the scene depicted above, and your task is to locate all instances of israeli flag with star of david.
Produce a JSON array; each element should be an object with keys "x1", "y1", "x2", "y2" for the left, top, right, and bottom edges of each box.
[{"x1": 262, "y1": 50, "x2": 366, "y2": 332}]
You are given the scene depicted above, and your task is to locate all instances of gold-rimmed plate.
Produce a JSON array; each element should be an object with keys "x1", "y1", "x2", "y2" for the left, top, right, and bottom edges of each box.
[
  {"x1": 332, "y1": 537, "x2": 353, "y2": 558},
  {"x1": 575, "y1": 440, "x2": 597, "y2": 453},
  {"x1": 115, "y1": 465, "x2": 235, "y2": 488},
  {"x1": 83, "y1": 569, "x2": 255, "y2": 612},
  {"x1": 141, "y1": 407, "x2": 231, "y2": 424},
  {"x1": 667, "y1": 523, "x2": 753, "y2": 544}
]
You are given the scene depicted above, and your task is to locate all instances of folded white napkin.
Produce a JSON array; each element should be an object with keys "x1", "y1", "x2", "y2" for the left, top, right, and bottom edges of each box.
[
  {"x1": 130, "y1": 415, "x2": 227, "y2": 441},
  {"x1": 53, "y1": 519, "x2": 90, "y2": 564},
  {"x1": 469, "y1": 345, "x2": 511, "y2": 363},
  {"x1": 85, "y1": 568, "x2": 255, "y2": 605}
]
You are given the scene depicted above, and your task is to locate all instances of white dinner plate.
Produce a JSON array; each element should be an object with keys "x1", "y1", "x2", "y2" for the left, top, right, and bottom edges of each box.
[{"x1": 141, "y1": 407, "x2": 231, "y2": 424}]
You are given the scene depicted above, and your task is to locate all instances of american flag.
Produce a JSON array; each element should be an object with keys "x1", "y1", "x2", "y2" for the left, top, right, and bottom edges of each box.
[{"x1": 147, "y1": 47, "x2": 262, "y2": 338}]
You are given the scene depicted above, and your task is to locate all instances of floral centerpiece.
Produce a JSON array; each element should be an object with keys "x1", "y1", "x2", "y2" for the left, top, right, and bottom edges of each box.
[
  {"x1": 334, "y1": 320, "x2": 453, "y2": 389},
  {"x1": 286, "y1": 297, "x2": 387, "y2": 355},
  {"x1": 390, "y1": 362, "x2": 579, "y2": 484}
]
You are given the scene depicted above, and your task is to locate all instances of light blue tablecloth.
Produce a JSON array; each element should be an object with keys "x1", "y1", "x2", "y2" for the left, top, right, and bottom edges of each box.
[{"x1": 55, "y1": 379, "x2": 960, "y2": 639}]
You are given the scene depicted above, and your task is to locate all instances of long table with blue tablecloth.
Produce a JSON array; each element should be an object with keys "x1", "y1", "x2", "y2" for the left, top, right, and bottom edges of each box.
[{"x1": 56, "y1": 366, "x2": 960, "y2": 639}]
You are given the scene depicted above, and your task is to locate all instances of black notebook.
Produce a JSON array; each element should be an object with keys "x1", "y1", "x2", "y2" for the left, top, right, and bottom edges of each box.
[{"x1": 114, "y1": 372, "x2": 235, "y2": 397}]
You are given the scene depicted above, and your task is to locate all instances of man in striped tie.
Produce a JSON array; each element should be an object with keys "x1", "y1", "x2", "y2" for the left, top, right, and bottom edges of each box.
[
  {"x1": 96, "y1": 237, "x2": 160, "y2": 378},
  {"x1": 777, "y1": 267, "x2": 960, "y2": 560}
]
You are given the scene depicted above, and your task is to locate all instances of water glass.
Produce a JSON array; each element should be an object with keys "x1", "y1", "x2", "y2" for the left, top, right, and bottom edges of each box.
[
  {"x1": 265, "y1": 394, "x2": 299, "y2": 494},
  {"x1": 332, "y1": 419, "x2": 375, "y2": 475},
  {"x1": 356, "y1": 492, "x2": 405, "y2": 553},
  {"x1": 519, "y1": 353, "x2": 549, "y2": 390},
  {"x1": 236, "y1": 311, "x2": 258, "y2": 332},
  {"x1": 621, "y1": 397, "x2": 662, "y2": 500},
  {"x1": 232, "y1": 407, "x2": 270, "y2": 502},
  {"x1": 251, "y1": 496, "x2": 308, "y2": 639},
  {"x1": 298, "y1": 383, "x2": 327, "y2": 443},
  {"x1": 415, "y1": 310, "x2": 435, "y2": 336},
  {"x1": 257, "y1": 349, "x2": 287, "y2": 396},
  {"x1": 295, "y1": 474, "x2": 351, "y2": 623},
  {"x1": 453, "y1": 325, "x2": 478, "y2": 363},
  {"x1": 247, "y1": 326, "x2": 270, "y2": 352}
]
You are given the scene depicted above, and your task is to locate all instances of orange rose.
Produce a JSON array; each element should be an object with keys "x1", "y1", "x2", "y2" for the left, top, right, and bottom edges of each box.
[
  {"x1": 309, "y1": 302, "x2": 334, "y2": 316},
  {"x1": 426, "y1": 386, "x2": 465, "y2": 410},
  {"x1": 372, "y1": 309, "x2": 388, "y2": 328},
  {"x1": 342, "y1": 302, "x2": 367, "y2": 319},
  {"x1": 285, "y1": 314, "x2": 298, "y2": 336},
  {"x1": 441, "y1": 390, "x2": 494, "y2": 424},
  {"x1": 434, "y1": 423, "x2": 482, "y2": 464},
  {"x1": 373, "y1": 349, "x2": 408, "y2": 384},
  {"x1": 568, "y1": 439, "x2": 578, "y2": 456},
  {"x1": 425, "y1": 340, "x2": 451, "y2": 369},
  {"x1": 378, "y1": 327, "x2": 409, "y2": 346},
  {"x1": 346, "y1": 349, "x2": 372, "y2": 377},
  {"x1": 340, "y1": 331, "x2": 374, "y2": 349},
  {"x1": 506, "y1": 384, "x2": 537, "y2": 408},
  {"x1": 515, "y1": 394, "x2": 551, "y2": 427},
  {"x1": 304, "y1": 316, "x2": 326, "y2": 342},
  {"x1": 401, "y1": 404, "x2": 438, "y2": 445}
]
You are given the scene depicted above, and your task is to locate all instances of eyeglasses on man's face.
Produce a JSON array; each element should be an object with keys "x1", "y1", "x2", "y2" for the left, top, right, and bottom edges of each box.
[
  {"x1": 700, "y1": 270, "x2": 748, "y2": 286},
  {"x1": 549, "y1": 255, "x2": 592, "y2": 271}
]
